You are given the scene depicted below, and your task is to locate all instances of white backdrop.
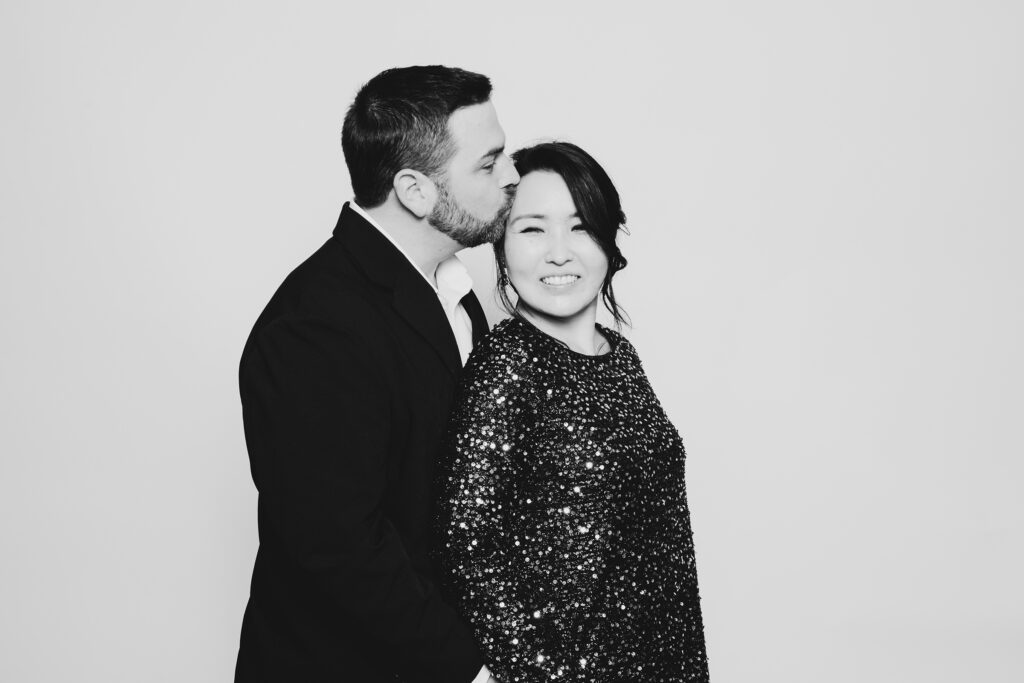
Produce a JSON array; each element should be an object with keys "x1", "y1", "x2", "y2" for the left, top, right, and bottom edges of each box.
[{"x1": 2, "y1": 1, "x2": 1021, "y2": 681}]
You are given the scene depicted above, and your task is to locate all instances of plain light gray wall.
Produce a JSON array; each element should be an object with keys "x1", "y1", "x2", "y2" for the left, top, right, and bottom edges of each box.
[{"x1": 1, "y1": 1, "x2": 1021, "y2": 681}]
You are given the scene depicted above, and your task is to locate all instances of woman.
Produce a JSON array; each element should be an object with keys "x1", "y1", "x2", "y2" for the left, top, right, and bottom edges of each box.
[{"x1": 436, "y1": 142, "x2": 709, "y2": 682}]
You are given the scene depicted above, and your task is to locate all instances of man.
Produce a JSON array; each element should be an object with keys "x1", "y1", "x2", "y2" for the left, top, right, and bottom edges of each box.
[{"x1": 235, "y1": 66, "x2": 517, "y2": 682}]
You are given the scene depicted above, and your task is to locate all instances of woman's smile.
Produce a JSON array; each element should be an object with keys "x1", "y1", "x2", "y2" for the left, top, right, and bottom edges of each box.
[{"x1": 540, "y1": 274, "x2": 581, "y2": 287}]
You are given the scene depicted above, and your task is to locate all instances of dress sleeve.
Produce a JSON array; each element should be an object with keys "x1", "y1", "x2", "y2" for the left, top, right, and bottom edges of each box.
[{"x1": 436, "y1": 347, "x2": 560, "y2": 681}]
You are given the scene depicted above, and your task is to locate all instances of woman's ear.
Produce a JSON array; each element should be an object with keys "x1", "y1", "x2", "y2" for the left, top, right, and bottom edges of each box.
[{"x1": 392, "y1": 169, "x2": 436, "y2": 219}]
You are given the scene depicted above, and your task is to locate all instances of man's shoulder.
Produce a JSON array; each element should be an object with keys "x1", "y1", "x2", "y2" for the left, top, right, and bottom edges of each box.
[
  {"x1": 260, "y1": 239, "x2": 381, "y2": 320},
  {"x1": 242, "y1": 238, "x2": 390, "y2": 356}
]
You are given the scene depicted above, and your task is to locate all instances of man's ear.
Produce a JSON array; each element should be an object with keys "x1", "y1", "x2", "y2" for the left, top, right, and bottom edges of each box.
[{"x1": 393, "y1": 169, "x2": 436, "y2": 219}]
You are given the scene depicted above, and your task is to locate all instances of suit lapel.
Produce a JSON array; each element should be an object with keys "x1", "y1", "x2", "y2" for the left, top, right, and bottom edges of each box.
[
  {"x1": 333, "y1": 203, "x2": 462, "y2": 377},
  {"x1": 392, "y1": 267, "x2": 462, "y2": 376}
]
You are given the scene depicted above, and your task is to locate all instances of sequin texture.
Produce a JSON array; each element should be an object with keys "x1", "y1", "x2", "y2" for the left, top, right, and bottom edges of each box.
[{"x1": 436, "y1": 317, "x2": 709, "y2": 682}]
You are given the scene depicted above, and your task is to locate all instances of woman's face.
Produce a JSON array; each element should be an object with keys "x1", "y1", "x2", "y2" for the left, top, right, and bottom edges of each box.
[{"x1": 503, "y1": 171, "x2": 609, "y2": 324}]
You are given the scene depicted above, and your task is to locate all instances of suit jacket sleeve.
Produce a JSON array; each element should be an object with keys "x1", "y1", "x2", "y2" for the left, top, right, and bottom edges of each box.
[{"x1": 242, "y1": 314, "x2": 483, "y2": 683}]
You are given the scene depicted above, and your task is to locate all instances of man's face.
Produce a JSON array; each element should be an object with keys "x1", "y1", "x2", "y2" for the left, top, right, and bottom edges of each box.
[{"x1": 428, "y1": 100, "x2": 520, "y2": 248}]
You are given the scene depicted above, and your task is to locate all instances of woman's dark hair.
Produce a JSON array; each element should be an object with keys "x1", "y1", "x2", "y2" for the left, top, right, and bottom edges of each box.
[
  {"x1": 342, "y1": 65, "x2": 492, "y2": 208},
  {"x1": 495, "y1": 141, "x2": 630, "y2": 328}
]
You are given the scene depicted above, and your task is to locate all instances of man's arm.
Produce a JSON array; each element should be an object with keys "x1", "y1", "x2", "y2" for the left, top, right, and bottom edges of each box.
[{"x1": 242, "y1": 315, "x2": 483, "y2": 682}]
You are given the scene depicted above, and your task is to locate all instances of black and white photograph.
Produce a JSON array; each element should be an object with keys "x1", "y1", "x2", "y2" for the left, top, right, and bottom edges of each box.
[{"x1": 2, "y1": 1, "x2": 1021, "y2": 681}]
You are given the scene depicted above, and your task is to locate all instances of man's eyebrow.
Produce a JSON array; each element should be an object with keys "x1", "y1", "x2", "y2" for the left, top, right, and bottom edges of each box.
[{"x1": 480, "y1": 145, "x2": 505, "y2": 161}]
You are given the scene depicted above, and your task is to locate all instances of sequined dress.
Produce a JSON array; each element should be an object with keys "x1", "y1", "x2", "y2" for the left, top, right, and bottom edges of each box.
[{"x1": 436, "y1": 317, "x2": 709, "y2": 682}]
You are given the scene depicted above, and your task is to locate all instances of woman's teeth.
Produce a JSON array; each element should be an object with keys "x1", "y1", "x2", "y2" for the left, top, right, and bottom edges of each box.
[{"x1": 541, "y1": 275, "x2": 580, "y2": 286}]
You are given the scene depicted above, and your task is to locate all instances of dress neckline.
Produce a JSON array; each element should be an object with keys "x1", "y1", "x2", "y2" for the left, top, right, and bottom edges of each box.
[{"x1": 505, "y1": 315, "x2": 622, "y2": 364}]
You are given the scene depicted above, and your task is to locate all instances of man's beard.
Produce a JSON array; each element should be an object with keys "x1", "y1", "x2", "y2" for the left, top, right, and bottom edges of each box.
[{"x1": 428, "y1": 180, "x2": 514, "y2": 248}]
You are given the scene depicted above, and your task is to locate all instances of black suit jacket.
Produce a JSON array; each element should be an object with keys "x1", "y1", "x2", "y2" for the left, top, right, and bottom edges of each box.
[{"x1": 235, "y1": 204, "x2": 487, "y2": 682}]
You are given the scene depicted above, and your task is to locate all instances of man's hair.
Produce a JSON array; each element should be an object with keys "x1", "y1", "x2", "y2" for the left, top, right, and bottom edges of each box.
[{"x1": 342, "y1": 65, "x2": 493, "y2": 208}]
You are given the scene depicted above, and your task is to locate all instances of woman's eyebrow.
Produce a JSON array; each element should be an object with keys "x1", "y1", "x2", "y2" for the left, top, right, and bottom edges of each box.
[
  {"x1": 509, "y1": 212, "x2": 580, "y2": 225},
  {"x1": 509, "y1": 213, "x2": 546, "y2": 225}
]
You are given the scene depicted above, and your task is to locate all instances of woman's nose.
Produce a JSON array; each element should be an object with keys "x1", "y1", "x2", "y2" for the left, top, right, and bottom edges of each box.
[{"x1": 545, "y1": 233, "x2": 572, "y2": 265}]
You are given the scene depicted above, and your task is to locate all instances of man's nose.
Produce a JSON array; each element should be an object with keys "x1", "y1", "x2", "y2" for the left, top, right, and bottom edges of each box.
[{"x1": 498, "y1": 155, "x2": 520, "y2": 187}]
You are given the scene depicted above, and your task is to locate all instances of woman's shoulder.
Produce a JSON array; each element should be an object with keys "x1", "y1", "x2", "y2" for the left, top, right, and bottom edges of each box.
[
  {"x1": 469, "y1": 317, "x2": 536, "y2": 361},
  {"x1": 454, "y1": 319, "x2": 544, "y2": 414},
  {"x1": 463, "y1": 318, "x2": 545, "y2": 381},
  {"x1": 596, "y1": 323, "x2": 639, "y2": 360}
]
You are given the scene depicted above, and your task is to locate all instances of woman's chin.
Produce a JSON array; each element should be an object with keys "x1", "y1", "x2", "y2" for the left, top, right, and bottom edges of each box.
[{"x1": 518, "y1": 299, "x2": 597, "y2": 326}]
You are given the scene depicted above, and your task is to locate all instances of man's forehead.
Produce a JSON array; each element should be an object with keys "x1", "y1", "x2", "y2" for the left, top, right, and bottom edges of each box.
[{"x1": 448, "y1": 100, "x2": 505, "y2": 156}]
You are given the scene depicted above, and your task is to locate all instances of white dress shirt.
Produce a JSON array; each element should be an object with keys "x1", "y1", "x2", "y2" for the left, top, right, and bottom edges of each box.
[{"x1": 350, "y1": 203, "x2": 491, "y2": 683}]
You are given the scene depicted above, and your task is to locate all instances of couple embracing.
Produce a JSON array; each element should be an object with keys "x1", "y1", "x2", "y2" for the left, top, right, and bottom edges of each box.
[{"x1": 235, "y1": 65, "x2": 709, "y2": 683}]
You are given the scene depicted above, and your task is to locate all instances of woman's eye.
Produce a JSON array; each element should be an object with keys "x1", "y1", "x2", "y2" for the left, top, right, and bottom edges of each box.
[
  {"x1": 571, "y1": 224, "x2": 587, "y2": 232},
  {"x1": 519, "y1": 226, "x2": 542, "y2": 233},
  {"x1": 481, "y1": 162, "x2": 495, "y2": 172}
]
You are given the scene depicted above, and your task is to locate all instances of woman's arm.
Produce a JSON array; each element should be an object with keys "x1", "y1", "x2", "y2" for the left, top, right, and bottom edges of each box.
[{"x1": 437, "y1": 348, "x2": 562, "y2": 681}]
